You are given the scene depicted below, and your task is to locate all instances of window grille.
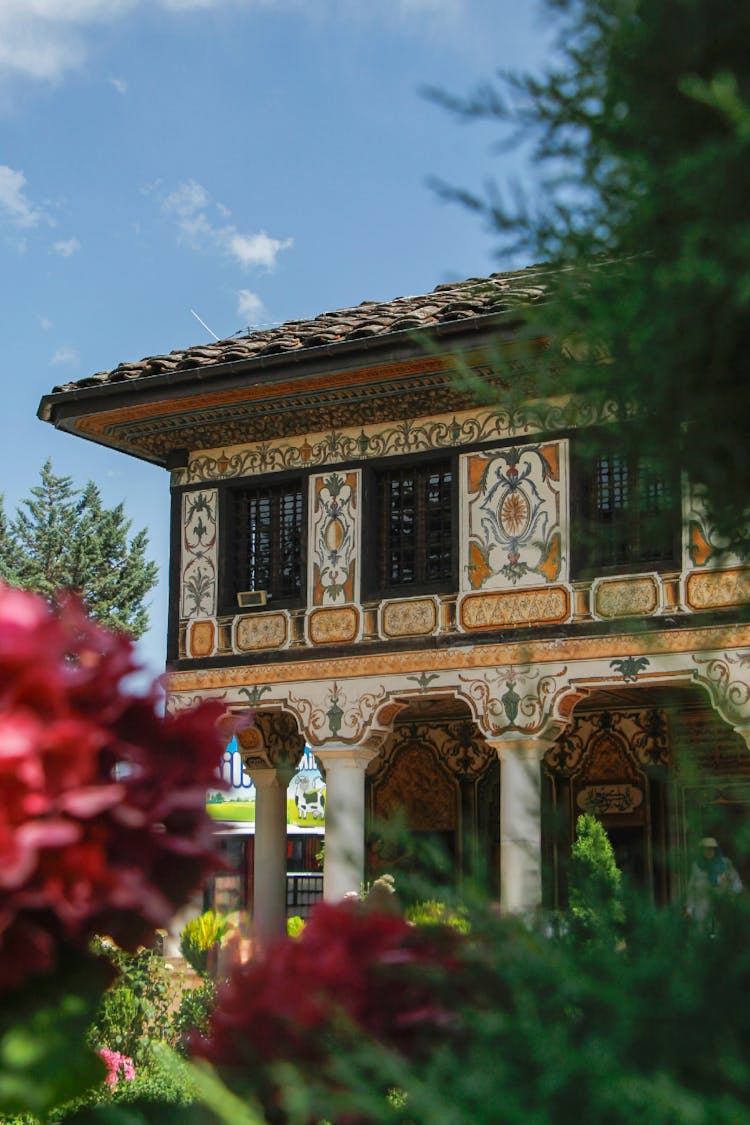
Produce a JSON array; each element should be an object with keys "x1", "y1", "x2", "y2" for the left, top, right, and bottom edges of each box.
[
  {"x1": 375, "y1": 460, "x2": 453, "y2": 591},
  {"x1": 231, "y1": 480, "x2": 303, "y2": 603},
  {"x1": 581, "y1": 447, "x2": 675, "y2": 571}
]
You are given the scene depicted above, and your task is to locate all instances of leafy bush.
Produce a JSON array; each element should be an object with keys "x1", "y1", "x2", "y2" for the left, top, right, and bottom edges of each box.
[
  {"x1": 569, "y1": 814, "x2": 624, "y2": 942},
  {"x1": 193, "y1": 890, "x2": 750, "y2": 1124},
  {"x1": 405, "y1": 900, "x2": 471, "y2": 934},
  {"x1": 179, "y1": 911, "x2": 231, "y2": 976},
  {"x1": 286, "y1": 916, "x2": 305, "y2": 939}
]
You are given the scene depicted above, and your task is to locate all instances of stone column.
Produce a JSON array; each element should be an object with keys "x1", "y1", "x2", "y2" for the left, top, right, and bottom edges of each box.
[
  {"x1": 314, "y1": 746, "x2": 376, "y2": 902},
  {"x1": 734, "y1": 723, "x2": 750, "y2": 753},
  {"x1": 245, "y1": 764, "x2": 295, "y2": 950},
  {"x1": 487, "y1": 735, "x2": 550, "y2": 914}
]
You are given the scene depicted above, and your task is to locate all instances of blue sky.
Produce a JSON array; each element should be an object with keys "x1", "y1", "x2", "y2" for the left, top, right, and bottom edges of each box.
[{"x1": 0, "y1": 0, "x2": 552, "y2": 676}]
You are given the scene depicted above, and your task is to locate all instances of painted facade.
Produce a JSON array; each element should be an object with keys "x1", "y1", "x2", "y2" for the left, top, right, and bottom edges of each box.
[{"x1": 38, "y1": 270, "x2": 750, "y2": 944}]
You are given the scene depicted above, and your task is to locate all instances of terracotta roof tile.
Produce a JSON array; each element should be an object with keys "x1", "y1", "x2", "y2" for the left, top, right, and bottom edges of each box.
[{"x1": 52, "y1": 265, "x2": 550, "y2": 394}]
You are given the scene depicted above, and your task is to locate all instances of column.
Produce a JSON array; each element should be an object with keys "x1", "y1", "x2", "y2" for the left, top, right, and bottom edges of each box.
[
  {"x1": 314, "y1": 746, "x2": 376, "y2": 902},
  {"x1": 488, "y1": 735, "x2": 550, "y2": 914},
  {"x1": 248, "y1": 765, "x2": 295, "y2": 950},
  {"x1": 734, "y1": 723, "x2": 750, "y2": 753}
]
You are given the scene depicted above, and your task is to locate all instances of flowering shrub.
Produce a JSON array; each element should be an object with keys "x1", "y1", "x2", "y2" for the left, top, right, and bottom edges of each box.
[
  {"x1": 0, "y1": 585, "x2": 230, "y2": 1118},
  {"x1": 99, "y1": 1047, "x2": 136, "y2": 1088},
  {"x1": 194, "y1": 899, "x2": 465, "y2": 1076},
  {"x1": 0, "y1": 586, "x2": 227, "y2": 994}
]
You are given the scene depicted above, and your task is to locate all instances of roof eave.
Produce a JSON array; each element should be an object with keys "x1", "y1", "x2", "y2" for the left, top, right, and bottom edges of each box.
[{"x1": 38, "y1": 307, "x2": 528, "y2": 426}]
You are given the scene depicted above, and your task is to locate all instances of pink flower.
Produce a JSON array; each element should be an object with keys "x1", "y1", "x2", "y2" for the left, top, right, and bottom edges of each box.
[
  {"x1": 0, "y1": 587, "x2": 230, "y2": 991},
  {"x1": 99, "y1": 1048, "x2": 136, "y2": 1087}
]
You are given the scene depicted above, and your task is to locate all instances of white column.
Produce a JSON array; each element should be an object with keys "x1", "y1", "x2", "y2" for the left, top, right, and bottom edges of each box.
[
  {"x1": 250, "y1": 766, "x2": 294, "y2": 950},
  {"x1": 315, "y1": 746, "x2": 376, "y2": 902},
  {"x1": 734, "y1": 723, "x2": 750, "y2": 752},
  {"x1": 488, "y1": 735, "x2": 549, "y2": 914}
]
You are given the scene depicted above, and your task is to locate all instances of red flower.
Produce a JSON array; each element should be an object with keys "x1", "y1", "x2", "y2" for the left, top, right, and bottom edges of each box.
[
  {"x1": 194, "y1": 900, "x2": 464, "y2": 1073},
  {"x1": 0, "y1": 586, "x2": 228, "y2": 991}
]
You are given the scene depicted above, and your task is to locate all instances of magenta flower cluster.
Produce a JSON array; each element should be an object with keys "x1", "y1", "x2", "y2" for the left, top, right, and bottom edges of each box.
[{"x1": 0, "y1": 586, "x2": 228, "y2": 992}]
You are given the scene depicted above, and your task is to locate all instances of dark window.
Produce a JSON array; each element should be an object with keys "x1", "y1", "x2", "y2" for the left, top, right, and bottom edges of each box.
[
  {"x1": 374, "y1": 459, "x2": 453, "y2": 592},
  {"x1": 230, "y1": 479, "x2": 303, "y2": 604},
  {"x1": 575, "y1": 440, "x2": 677, "y2": 573}
]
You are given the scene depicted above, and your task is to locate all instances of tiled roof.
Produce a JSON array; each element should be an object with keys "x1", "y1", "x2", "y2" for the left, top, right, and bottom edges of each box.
[{"x1": 52, "y1": 266, "x2": 549, "y2": 394}]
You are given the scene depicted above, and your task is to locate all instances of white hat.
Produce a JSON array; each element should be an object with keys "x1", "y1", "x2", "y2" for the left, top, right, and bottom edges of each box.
[{"x1": 700, "y1": 837, "x2": 719, "y2": 849}]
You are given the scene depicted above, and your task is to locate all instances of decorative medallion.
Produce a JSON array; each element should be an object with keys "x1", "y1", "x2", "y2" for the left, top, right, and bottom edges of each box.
[
  {"x1": 234, "y1": 612, "x2": 289, "y2": 653},
  {"x1": 594, "y1": 576, "x2": 659, "y2": 619},
  {"x1": 381, "y1": 597, "x2": 439, "y2": 639},
  {"x1": 462, "y1": 440, "x2": 568, "y2": 592},
  {"x1": 187, "y1": 618, "x2": 217, "y2": 659},
  {"x1": 459, "y1": 586, "x2": 570, "y2": 632},
  {"x1": 685, "y1": 568, "x2": 750, "y2": 611},
  {"x1": 307, "y1": 606, "x2": 361, "y2": 646}
]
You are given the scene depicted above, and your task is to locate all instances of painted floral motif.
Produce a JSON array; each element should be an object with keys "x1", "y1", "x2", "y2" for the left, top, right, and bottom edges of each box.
[
  {"x1": 459, "y1": 664, "x2": 568, "y2": 737},
  {"x1": 309, "y1": 471, "x2": 359, "y2": 605},
  {"x1": 463, "y1": 442, "x2": 567, "y2": 592},
  {"x1": 181, "y1": 489, "x2": 218, "y2": 619}
]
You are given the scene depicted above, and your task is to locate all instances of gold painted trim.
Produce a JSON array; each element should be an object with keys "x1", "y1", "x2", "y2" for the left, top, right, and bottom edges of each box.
[
  {"x1": 685, "y1": 567, "x2": 750, "y2": 611},
  {"x1": 459, "y1": 586, "x2": 571, "y2": 631},
  {"x1": 380, "y1": 597, "x2": 440, "y2": 639},
  {"x1": 593, "y1": 575, "x2": 660, "y2": 619},
  {"x1": 233, "y1": 611, "x2": 289, "y2": 653},
  {"x1": 307, "y1": 605, "x2": 361, "y2": 646},
  {"x1": 168, "y1": 621, "x2": 750, "y2": 693},
  {"x1": 187, "y1": 618, "x2": 217, "y2": 659}
]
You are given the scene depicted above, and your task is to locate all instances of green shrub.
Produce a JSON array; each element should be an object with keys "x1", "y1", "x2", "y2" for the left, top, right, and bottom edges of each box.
[
  {"x1": 89, "y1": 942, "x2": 176, "y2": 1065},
  {"x1": 179, "y1": 911, "x2": 231, "y2": 975},
  {"x1": 405, "y1": 899, "x2": 471, "y2": 933},
  {"x1": 569, "y1": 814, "x2": 624, "y2": 941},
  {"x1": 286, "y1": 915, "x2": 306, "y2": 939}
]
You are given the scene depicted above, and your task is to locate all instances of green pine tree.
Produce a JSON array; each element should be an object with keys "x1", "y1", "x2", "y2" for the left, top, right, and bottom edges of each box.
[
  {"x1": 436, "y1": 0, "x2": 750, "y2": 552},
  {"x1": 0, "y1": 460, "x2": 158, "y2": 638},
  {"x1": 569, "y1": 812, "x2": 624, "y2": 939}
]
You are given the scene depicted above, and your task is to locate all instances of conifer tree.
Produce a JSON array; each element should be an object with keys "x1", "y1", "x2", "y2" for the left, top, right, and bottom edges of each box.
[
  {"x1": 437, "y1": 0, "x2": 750, "y2": 552},
  {"x1": 0, "y1": 461, "x2": 157, "y2": 638},
  {"x1": 569, "y1": 812, "x2": 624, "y2": 940}
]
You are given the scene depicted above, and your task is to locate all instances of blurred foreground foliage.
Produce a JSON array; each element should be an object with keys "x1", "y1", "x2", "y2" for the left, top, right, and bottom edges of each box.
[
  {"x1": 188, "y1": 823, "x2": 750, "y2": 1125},
  {"x1": 433, "y1": 0, "x2": 750, "y2": 554}
]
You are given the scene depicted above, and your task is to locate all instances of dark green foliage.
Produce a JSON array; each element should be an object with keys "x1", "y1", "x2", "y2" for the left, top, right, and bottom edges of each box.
[
  {"x1": 0, "y1": 461, "x2": 157, "y2": 637},
  {"x1": 0, "y1": 954, "x2": 109, "y2": 1121},
  {"x1": 264, "y1": 893, "x2": 750, "y2": 1124},
  {"x1": 435, "y1": 0, "x2": 750, "y2": 552},
  {"x1": 89, "y1": 941, "x2": 215, "y2": 1064}
]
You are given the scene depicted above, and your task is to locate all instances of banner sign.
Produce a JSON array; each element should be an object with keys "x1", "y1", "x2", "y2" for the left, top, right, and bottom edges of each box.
[{"x1": 207, "y1": 740, "x2": 326, "y2": 826}]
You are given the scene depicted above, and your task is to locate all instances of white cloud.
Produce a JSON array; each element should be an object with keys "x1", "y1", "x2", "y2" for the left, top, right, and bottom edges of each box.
[
  {"x1": 0, "y1": 1, "x2": 466, "y2": 86},
  {"x1": 53, "y1": 236, "x2": 81, "y2": 257},
  {"x1": 51, "y1": 345, "x2": 80, "y2": 366},
  {"x1": 163, "y1": 179, "x2": 293, "y2": 271},
  {"x1": 0, "y1": 165, "x2": 45, "y2": 228},
  {"x1": 110, "y1": 76, "x2": 128, "y2": 94},
  {"x1": 38, "y1": 315, "x2": 53, "y2": 331},
  {"x1": 237, "y1": 289, "x2": 265, "y2": 325},
  {"x1": 164, "y1": 179, "x2": 210, "y2": 218},
  {"x1": 228, "y1": 231, "x2": 293, "y2": 270}
]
